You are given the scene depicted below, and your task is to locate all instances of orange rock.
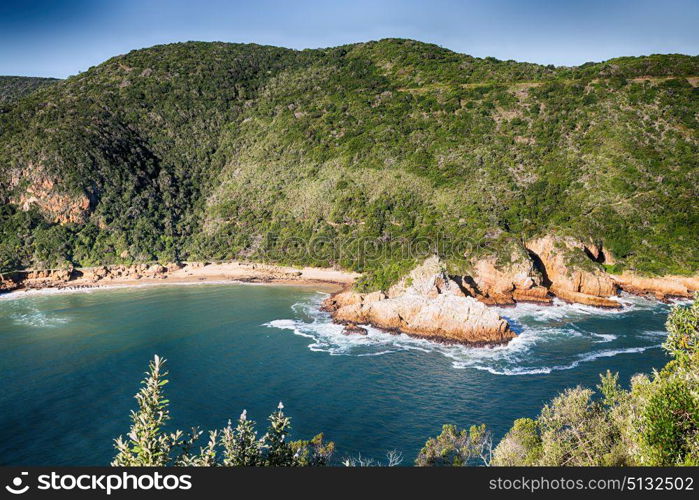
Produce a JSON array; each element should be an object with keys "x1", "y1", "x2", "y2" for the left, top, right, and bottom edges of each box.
[
  {"x1": 17, "y1": 180, "x2": 90, "y2": 224},
  {"x1": 526, "y1": 235, "x2": 618, "y2": 304},
  {"x1": 551, "y1": 286, "x2": 621, "y2": 308},
  {"x1": 512, "y1": 286, "x2": 551, "y2": 303},
  {"x1": 468, "y1": 250, "x2": 550, "y2": 305},
  {"x1": 387, "y1": 256, "x2": 465, "y2": 298},
  {"x1": 322, "y1": 290, "x2": 364, "y2": 312},
  {"x1": 611, "y1": 273, "x2": 697, "y2": 300},
  {"x1": 324, "y1": 290, "x2": 514, "y2": 346}
]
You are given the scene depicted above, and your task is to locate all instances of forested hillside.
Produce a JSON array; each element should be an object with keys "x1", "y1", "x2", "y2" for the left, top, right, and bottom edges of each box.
[
  {"x1": 0, "y1": 76, "x2": 59, "y2": 104},
  {"x1": 1, "y1": 39, "x2": 697, "y2": 288}
]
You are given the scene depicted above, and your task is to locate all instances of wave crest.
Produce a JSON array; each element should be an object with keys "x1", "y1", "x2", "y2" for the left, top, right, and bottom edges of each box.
[{"x1": 264, "y1": 292, "x2": 669, "y2": 376}]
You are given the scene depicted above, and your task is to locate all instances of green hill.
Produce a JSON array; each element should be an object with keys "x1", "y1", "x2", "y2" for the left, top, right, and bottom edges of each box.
[
  {"x1": 1, "y1": 39, "x2": 697, "y2": 287},
  {"x1": 0, "y1": 76, "x2": 60, "y2": 104}
]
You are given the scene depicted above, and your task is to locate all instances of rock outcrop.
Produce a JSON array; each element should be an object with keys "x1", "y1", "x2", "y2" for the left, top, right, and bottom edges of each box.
[
  {"x1": 456, "y1": 235, "x2": 694, "y2": 306},
  {"x1": 464, "y1": 243, "x2": 551, "y2": 305},
  {"x1": 8, "y1": 268, "x2": 75, "y2": 289},
  {"x1": 611, "y1": 273, "x2": 699, "y2": 300},
  {"x1": 525, "y1": 236, "x2": 620, "y2": 308},
  {"x1": 342, "y1": 323, "x2": 368, "y2": 335},
  {"x1": 80, "y1": 263, "x2": 177, "y2": 282},
  {"x1": 322, "y1": 235, "x2": 641, "y2": 345},
  {"x1": 0, "y1": 274, "x2": 20, "y2": 292},
  {"x1": 323, "y1": 267, "x2": 515, "y2": 346},
  {"x1": 387, "y1": 256, "x2": 466, "y2": 298},
  {"x1": 9, "y1": 165, "x2": 90, "y2": 224}
]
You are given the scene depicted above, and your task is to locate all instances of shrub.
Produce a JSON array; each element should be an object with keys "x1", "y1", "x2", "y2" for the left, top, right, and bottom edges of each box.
[
  {"x1": 663, "y1": 294, "x2": 699, "y2": 360},
  {"x1": 415, "y1": 424, "x2": 492, "y2": 466},
  {"x1": 491, "y1": 418, "x2": 541, "y2": 466},
  {"x1": 638, "y1": 378, "x2": 699, "y2": 465},
  {"x1": 423, "y1": 297, "x2": 699, "y2": 467},
  {"x1": 112, "y1": 355, "x2": 333, "y2": 466}
]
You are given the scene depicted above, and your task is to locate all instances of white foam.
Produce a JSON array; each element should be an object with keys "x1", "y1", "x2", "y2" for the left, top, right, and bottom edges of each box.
[
  {"x1": 9, "y1": 307, "x2": 69, "y2": 328},
  {"x1": 494, "y1": 293, "x2": 660, "y2": 324},
  {"x1": 0, "y1": 285, "x2": 125, "y2": 301},
  {"x1": 639, "y1": 330, "x2": 668, "y2": 339},
  {"x1": 591, "y1": 333, "x2": 617, "y2": 343},
  {"x1": 465, "y1": 345, "x2": 662, "y2": 375},
  {"x1": 264, "y1": 292, "x2": 670, "y2": 376},
  {"x1": 0, "y1": 279, "x2": 282, "y2": 303}
]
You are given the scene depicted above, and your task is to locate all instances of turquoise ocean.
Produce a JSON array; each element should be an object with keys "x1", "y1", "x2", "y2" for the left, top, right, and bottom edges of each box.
[{"x1": 0, "y1": 283, "x2": 680, "y2": 464}]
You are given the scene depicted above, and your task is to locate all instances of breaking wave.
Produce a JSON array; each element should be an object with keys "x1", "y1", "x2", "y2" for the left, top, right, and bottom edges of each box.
[
  {"x1": 8, "y1": 305, "x2": 70, "y2": 328},
  {"x1": 264, "y1": 292, "x2": 670, "y2": 376},
  {"x1": 0, "y1": 279, "x2": 271, "y2": 303}
]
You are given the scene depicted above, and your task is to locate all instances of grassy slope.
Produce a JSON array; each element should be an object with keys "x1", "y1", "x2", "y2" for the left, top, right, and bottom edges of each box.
[{"x1": 0, "y1": 39, "x2": 697, "y2": 287}]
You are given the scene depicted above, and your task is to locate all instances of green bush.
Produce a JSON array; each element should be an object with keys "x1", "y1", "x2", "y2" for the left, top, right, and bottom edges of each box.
[
  {"x1": 639, "y1": 378, "x2": 699, "y2": 465},
  {"x1": 663, "y1": 294, "x2": 699, "y2": 360},
  {"x1": 112, "y1": 355, "x2": 333, "y2": 467},
  {"x1": 421, "y1": 297, "x2": 699, "y2": 466}
]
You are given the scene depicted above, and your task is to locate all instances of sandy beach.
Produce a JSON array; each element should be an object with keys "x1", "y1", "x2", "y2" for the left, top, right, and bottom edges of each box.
[{"x1": 1, "y1": 261, "x2": 359, "y2": 297}]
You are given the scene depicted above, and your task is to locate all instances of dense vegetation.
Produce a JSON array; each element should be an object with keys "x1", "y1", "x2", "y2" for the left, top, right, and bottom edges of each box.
[
  {"x1": 417, "y1": 296, "x2": 699, "y2": 466},
  {"x1": 1, "y1": 40, "x2": 697, "y2": 287},
  {"x1": 0, "y1": 76, "x2": 59, "y2": 104},
  {"x1": 115, "y1": 297, "x2": 698, "y2": 466}
]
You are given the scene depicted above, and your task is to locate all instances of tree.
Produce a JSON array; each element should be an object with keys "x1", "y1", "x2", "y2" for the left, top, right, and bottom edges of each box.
[
  {"x1": 415, "y1": 424, "x2": 492, "y2": 466},
  {"x1": 112, "y1": 355, "x2": 185, "y2": 466},
  {"x1": 491, "y1": 418, "x2": 541, "y2": 466},
  {"x1": 112, "y1": 355, "x2": 335, "y2": 466},
  {"x1": 537, "y1": 387, "x2": 622, "y2": 466},
  {"x1": 220, "y1": 411, "x2": 262, "y2": 466},
  {"x1": 638, "y1": 378, "x2": 699, "y2": 465},
  {"x1": 263, "y1": 402, "x2": 294, "y2": 466},
  {"x1": 342, "y1": 450, "x2": 403, "y2": 467},
  {"x1": 291, "y1": 434, "x2": 336, "y2": 466},
  {"x1": 627, "y1": 297, "x2": 699, "y2": 465}
]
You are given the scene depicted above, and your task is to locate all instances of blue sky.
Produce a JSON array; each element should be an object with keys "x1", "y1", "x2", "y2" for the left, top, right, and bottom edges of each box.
[{"x1": 1, "y1": 0, "x2": 698, "y2": 78}]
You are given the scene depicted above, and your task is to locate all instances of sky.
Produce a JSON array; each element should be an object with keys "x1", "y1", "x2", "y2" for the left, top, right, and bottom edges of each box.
[{"x1": 1, "y1": 0, "x2": 698, "y2": 78}]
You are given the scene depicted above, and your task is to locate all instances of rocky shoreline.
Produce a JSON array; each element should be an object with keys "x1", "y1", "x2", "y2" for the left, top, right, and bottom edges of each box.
[
  {"x1": 2, "y1": 238, "x2": 697, "y2": 347},
  {"x1": 322, "y1": 235, "x2": 698, "y2": 347}
]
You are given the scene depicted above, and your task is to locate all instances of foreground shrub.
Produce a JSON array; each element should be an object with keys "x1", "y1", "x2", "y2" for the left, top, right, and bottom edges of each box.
[
  {"x1": 420, "y1": 296, "x2": 699, "y2": 466},
  {"x1": 663, "y1": 294, "x2": 699, "y2": 360},
  {"x1": 638, "y1": 378, "x2": 699, "y2": 465},
  {"x1": 490, "y1": 418, "x2": 541, "y2": 466},
  {"x1": 112, "y1": 355, "x2": 333, "y2": 466},
  {"x1": 415, "y1": 424, "x2": 492, "y2": 466}
]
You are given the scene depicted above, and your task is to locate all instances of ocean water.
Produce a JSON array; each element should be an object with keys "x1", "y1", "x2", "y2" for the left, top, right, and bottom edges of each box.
[{"x1": 0, "y1": 283, "x2": 680, "y2": 465}]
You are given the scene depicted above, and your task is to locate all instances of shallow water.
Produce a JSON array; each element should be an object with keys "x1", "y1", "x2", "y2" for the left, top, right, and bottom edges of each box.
[{"x1": 0, "y1": 284, "x2": 678, "y2": 465}]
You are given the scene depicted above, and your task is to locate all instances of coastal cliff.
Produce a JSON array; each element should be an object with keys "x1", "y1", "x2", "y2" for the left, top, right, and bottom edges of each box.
[
  {"x1": 453, "y1": 235, "x2": 698, "y2": 307},
  {"x1": 321, "y1": 251, "x2": 541, "y2": 345},
  {"x1": 321, "y1": 234, "x2": 698, "y2": 345},
  {"x1": 524, "y1": 236, "x2": 620, "y2": 308},
  {"x1": 442, "y1": 236, "x2": 622, "y2": 308},
  {"x1": 610, "y1": 273, "x2": 699, "y2": 301},
  {"x1": 461, "y1": 241, "x2": 551, "y2": 306}
]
